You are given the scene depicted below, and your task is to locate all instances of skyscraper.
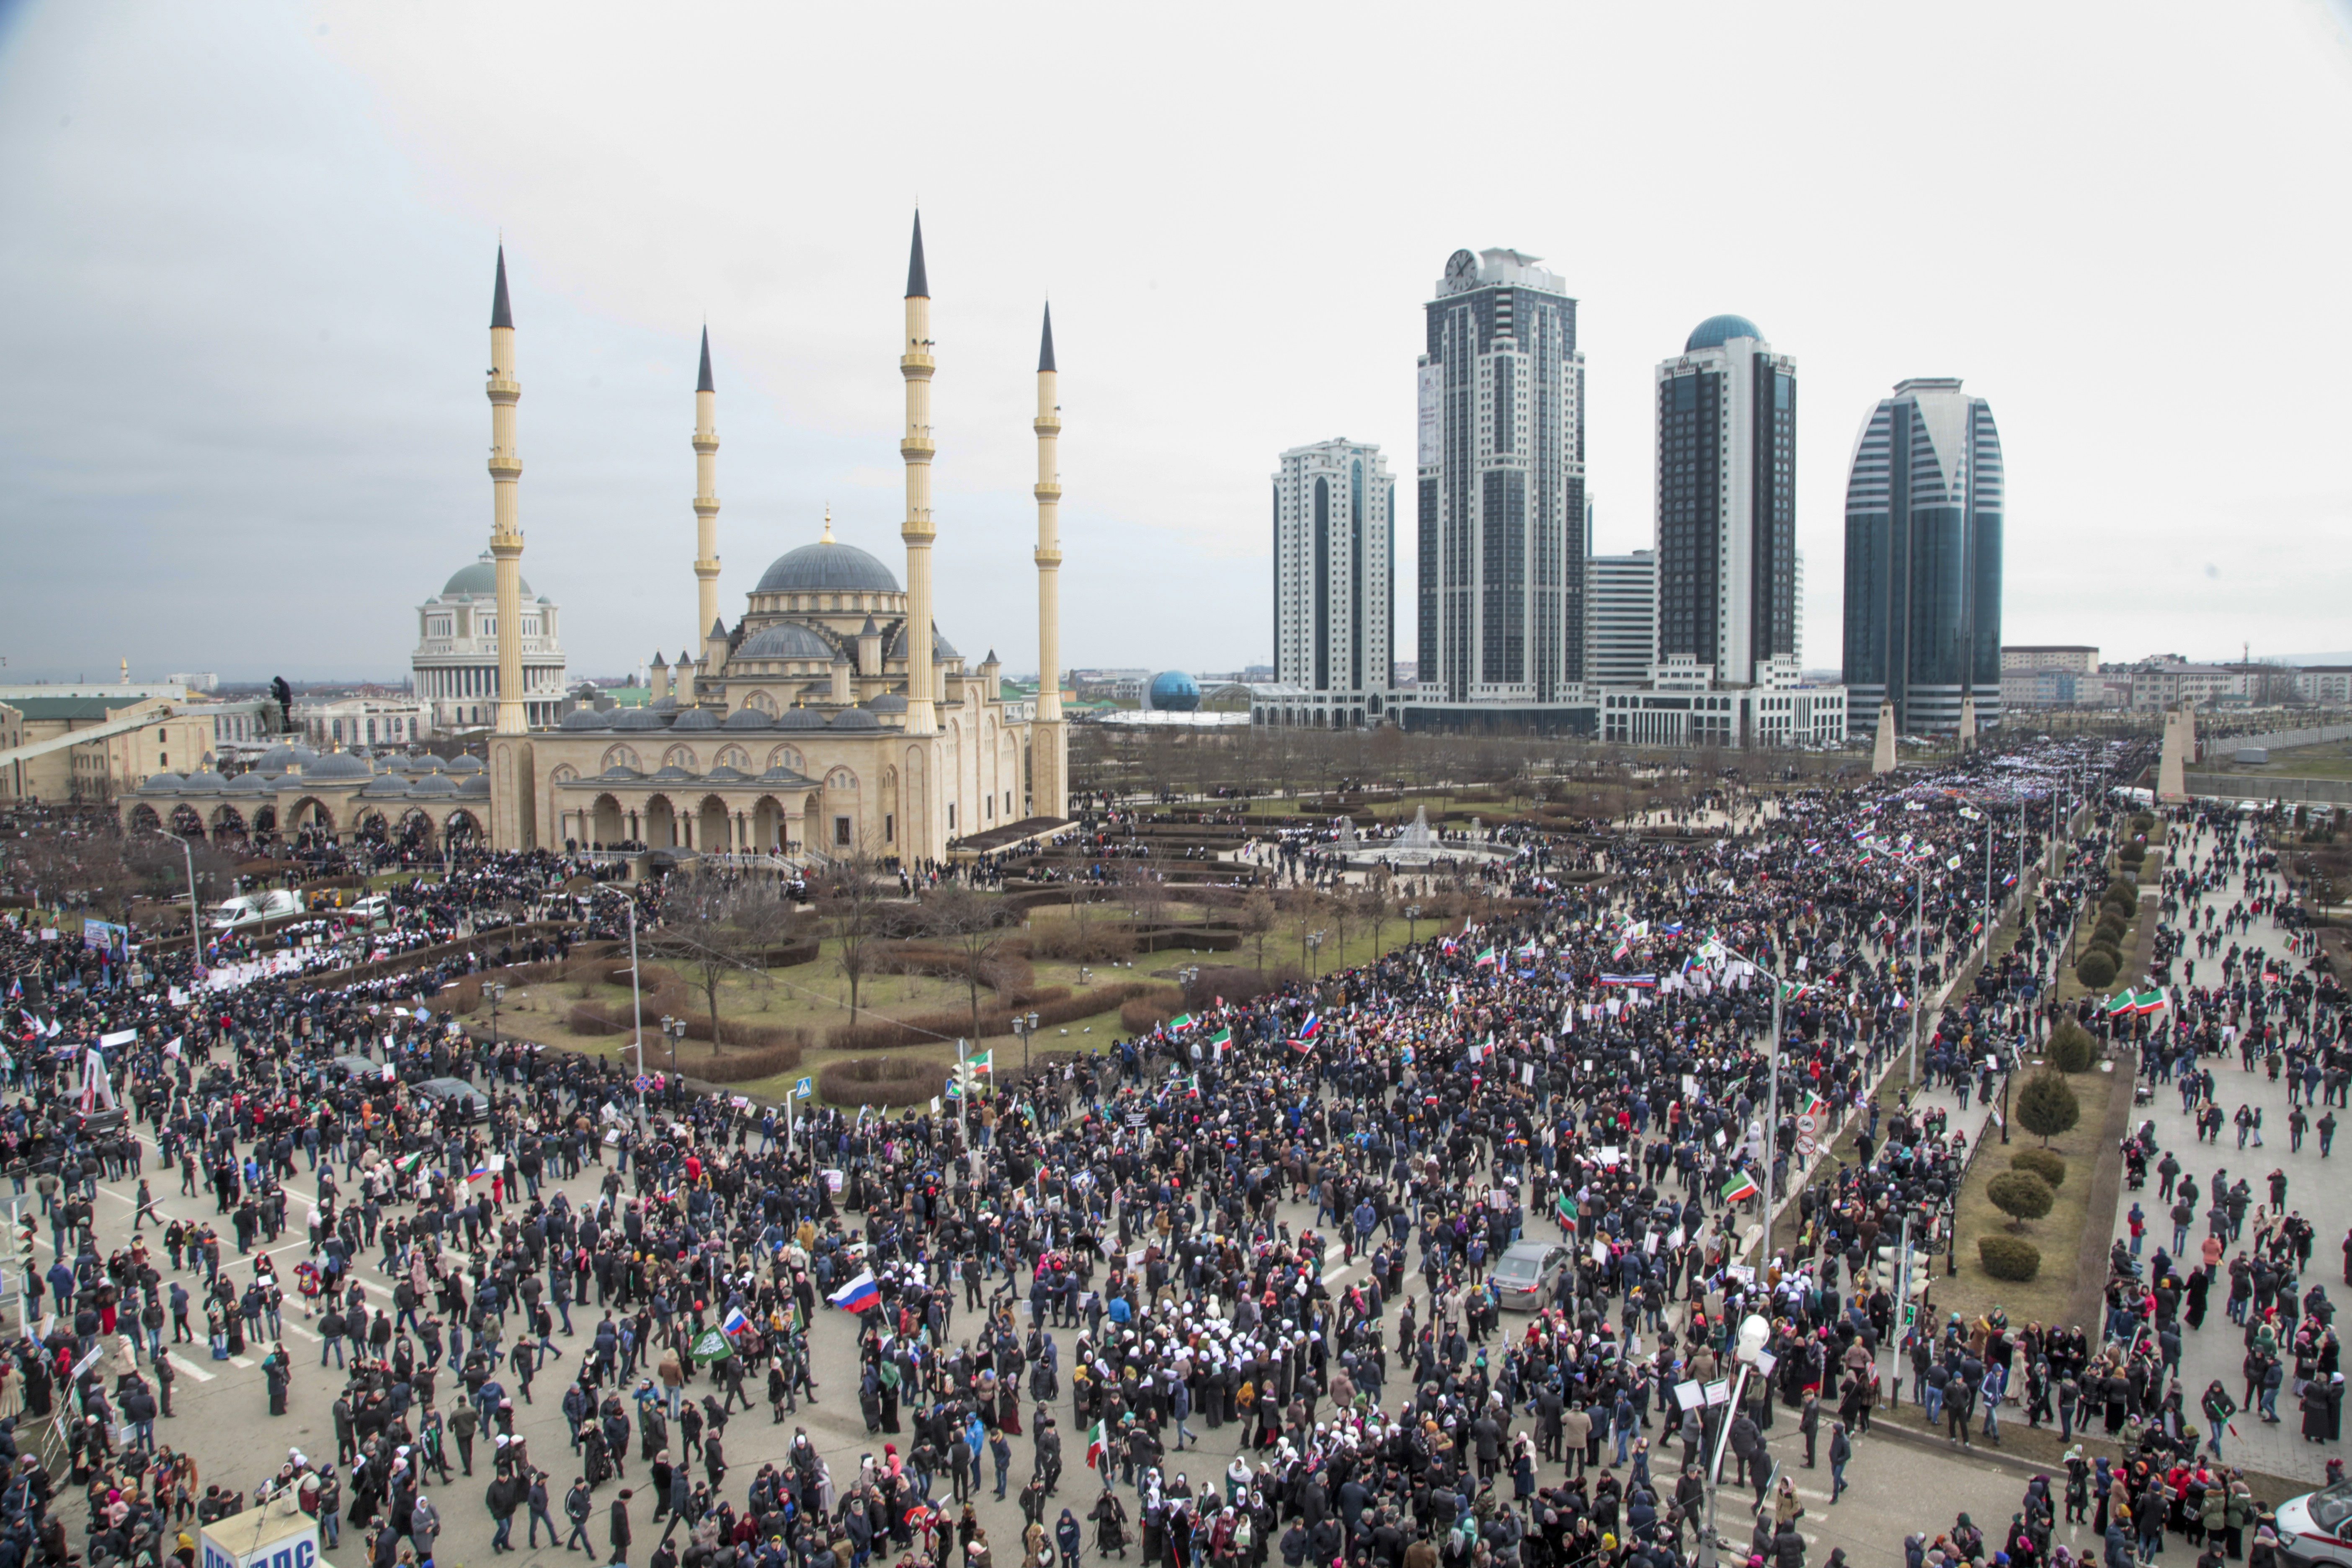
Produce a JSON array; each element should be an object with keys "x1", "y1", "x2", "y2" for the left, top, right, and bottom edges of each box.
[
  {"x1": 1654, "y1": 315, "x2": 1798, "y2": 689},
  {"x1": 1416, "y1": 248, "x2": 1587, "y2": 706},
  {"x1": 1841, "y1": 377, "x2": 2005, "y2": 735},
  {"x1": 1273, "y1": 438, "x2": 1393, "y2": 726},
  {"x1": 1583, "y1": 549, "x2": 1657, "y2": 689}
]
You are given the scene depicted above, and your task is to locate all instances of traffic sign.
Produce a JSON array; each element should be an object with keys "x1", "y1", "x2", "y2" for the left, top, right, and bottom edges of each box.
[
  {"x1": 794, "y1": 1077, "x2": 813, "y2": 1100},
  {"x1": 1795, "y1": 1113, "x2": 1818, "y2": 1135},
  {"x1": 1795, "y1": 1135, "x2": 1818, "y2": 1159}
]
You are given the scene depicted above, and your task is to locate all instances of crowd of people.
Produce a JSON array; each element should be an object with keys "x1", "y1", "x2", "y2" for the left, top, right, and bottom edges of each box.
[{"x1": 18, "y1": 732, "x2": 2336, "y2": 1568}]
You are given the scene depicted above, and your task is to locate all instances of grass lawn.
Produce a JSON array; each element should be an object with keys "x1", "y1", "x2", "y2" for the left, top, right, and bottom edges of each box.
[{"x1": 1938, "y1": 1059, "x2": 2125, "y2": 1333}]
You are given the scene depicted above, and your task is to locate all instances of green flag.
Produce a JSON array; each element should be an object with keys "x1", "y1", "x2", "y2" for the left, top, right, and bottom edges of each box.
[{"x1": 689, "y1": 1326, "x2": 733, "y2": 1364}]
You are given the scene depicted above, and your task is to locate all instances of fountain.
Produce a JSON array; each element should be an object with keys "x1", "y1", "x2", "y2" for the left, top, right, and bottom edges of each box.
[{"x1": 1339, "y1": 802, "x2": 1508, "y2": 871}]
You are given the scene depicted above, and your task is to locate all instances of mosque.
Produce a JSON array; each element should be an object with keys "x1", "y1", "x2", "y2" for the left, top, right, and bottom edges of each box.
[{"x1": 125, "y1": 216, "x2": 1070, "y2": 864}]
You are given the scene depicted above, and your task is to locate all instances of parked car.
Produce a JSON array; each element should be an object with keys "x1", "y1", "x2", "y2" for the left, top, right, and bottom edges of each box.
[
  {"x1": 414, "y1": 1077, "x2": 490, "y2": 1122},
  {"x1": 208, "y1": 889, "x2": 304, "y2": 930},
  {"x1": 1491, "y1": 1239, "x2": 1572, "y2": 1311}
]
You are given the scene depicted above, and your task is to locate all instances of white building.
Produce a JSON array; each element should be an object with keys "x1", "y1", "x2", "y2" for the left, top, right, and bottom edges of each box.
[
  {"x1": 294, "y1": 697, "x2": 434, "y2": 750},
  {"x1": 1600, "y1": 671, "x2": 1847, "y2": 748},
  {"x1": 1272, "y1": 438, "x2": 1393, "y2": 727},
  {"x1": 1584, "y1": 550, "x2": 1657, "y2": 689},
  {"x1": 411, "y1": 554, "x2": 567, "y2": 731}
]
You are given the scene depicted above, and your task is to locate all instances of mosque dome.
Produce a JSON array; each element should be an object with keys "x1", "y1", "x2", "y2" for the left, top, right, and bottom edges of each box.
[
  {"x1": 736, "y1": 622, "x2": 841, "y2": 662},
  {"x1": 887, "y1": 623, "x2": 959, "y2": 661},
  {"x1": 754, "y1": 539, "x2": 900, "y2": 596},
  {"x1": 305, "y1": 752, "x2": 374, "y2": 781},
  {"x1": 441, "y1": 554, "x2": 532, "y2": 599},
  {"x1": 1684, "y1": 315, "x2": 1764, "y2": 352}
]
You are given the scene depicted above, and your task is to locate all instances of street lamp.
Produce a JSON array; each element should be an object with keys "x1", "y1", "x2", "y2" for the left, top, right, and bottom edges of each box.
[
  {"x1": 144, "y1": 828, "x2": 204, "y2": 975},
  {"x1": 484, "y1": 981, "x2": 506, "y2": 1048},
  {"x1": 1404, "y1": 905, "x2": 1421, "y2": 947},
  {"x1": 1011, "y1": 1010, "x2": 1041, "y2": 1078},
  {"x1": 660, "y1": 1014, "x2": 688, "y2": 1082},
  {"x1": 1306, "y1": 929, "x2": 1326, "y2": 977}
]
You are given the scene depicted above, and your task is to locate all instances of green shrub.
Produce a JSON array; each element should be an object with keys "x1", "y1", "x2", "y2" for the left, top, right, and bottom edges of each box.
[
  {"x1": 2047, "y1": 1021, "x2": 2098, "y2": 1073},
  {"x1": 1987, "y1": 1170, "x2": 2056, "y2": 1228},
  {"x1": 1978, "y1": 1235, "x2": 2043, "y2": 1281},
  {"x1": 2094, "y1": 913, "x2": 2128, "y2": 946},
  {"x1": 2131, "y1": 813, "x2": 2156, "y2": 835},
  {"x1": 2117, "y1": 843, "x2": 2146, "y2": 869},
  {"x1": 2076, "y1": 949, "x2": 2119, "y2": 988},
  {"x1": 2012, "y1": 1148, "x2": 2067, "y2": 1188},
  {"x1": 818, "y1": 1055, "x2": 951, "y2": 1107},
  {"x1": 2017, "y1": 1068, "x2": 2083, "y2": 1145}
]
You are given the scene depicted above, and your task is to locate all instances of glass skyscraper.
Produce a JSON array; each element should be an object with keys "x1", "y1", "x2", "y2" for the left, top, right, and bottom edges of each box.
[
  {"x1": 1841, "y1": 377, "x2": 2004, "y2": 735},
  {"x1": 1415, "y1": 248, "x2": 1587, "y2": 704}
]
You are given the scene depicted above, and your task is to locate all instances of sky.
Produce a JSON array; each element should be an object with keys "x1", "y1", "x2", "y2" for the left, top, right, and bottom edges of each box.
[{"x1": 2, "y1": 2, "x2": 2349, "y2": 687}]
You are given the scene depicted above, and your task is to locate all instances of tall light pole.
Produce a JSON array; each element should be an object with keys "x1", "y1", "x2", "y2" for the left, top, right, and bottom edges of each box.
[
  {"x1": 485, "y1": 981, "x2": 506, "y2": 1049},
  {"x1": 147, "y1": 827, "x2": 204, "y2": 974}
]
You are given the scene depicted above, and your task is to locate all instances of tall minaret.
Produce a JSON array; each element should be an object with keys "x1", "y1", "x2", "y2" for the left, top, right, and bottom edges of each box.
[
  {"x1": 1031, "y1": 302, "x2": 1068, "y2": 817},
  {"x1": 692, "y1": 326, "x2": 722, "y2": 660},
  {"x1": 487, "y1": 246, "x2": 528, "y2": 735},
  {"x1": 899, "y1": 212, "x2": 939, "y2": 735}
]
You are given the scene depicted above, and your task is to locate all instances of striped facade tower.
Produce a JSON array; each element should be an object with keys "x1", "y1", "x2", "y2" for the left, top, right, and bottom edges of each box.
[
  {"x1": 900, "y1": 214, "x2": 939, "y2": 735},
  {"x1": 691, "y1": 328, "x2": 723, "y2": 693}
]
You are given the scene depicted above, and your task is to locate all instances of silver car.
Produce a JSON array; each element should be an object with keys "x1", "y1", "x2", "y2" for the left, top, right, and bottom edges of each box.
[{"x1": 1492, "y1": 1240, "x2": 1571, "y2": 1311}]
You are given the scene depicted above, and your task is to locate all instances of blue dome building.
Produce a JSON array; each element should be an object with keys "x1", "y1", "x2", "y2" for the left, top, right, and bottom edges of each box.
[{"x1": 1146, "y1": 671, "x2": 1201, "y2": 712}]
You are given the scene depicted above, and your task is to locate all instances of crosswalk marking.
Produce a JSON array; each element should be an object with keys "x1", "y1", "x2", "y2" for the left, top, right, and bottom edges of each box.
[{"x1": 165, "y1": 1353, "x2": 214, "y2": 1382}]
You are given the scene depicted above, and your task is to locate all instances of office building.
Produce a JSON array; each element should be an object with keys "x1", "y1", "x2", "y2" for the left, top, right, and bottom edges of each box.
[
  {"x1": 1269, "y1": 438, "x2": 1394, "y2": 727},
  {"x1": 1841, "y1": 378, "x2": 2004, "y2": 735},
  {"x1": 1584, "y1": 550, "x2": 1657, "y2": 688},
  {"x1": 1656, "y1": 316, "x2": 1799, "y2": 689},
  {"x1": 1410, "y1": 247, "x2": 1589, "y2": 721},
  {"x1": 2001, "y1": 645, "x2": 2100, "y2": 711}
]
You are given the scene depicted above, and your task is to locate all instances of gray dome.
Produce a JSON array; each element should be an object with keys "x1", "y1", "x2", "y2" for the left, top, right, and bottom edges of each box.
[
  {"x1": 761, "y1": 763, "x2": 812, "y2": 783},
  {"x1": 1685, "y1": 314, "x2": 1764, "y2": 352},
  {"x1": 650, "y1": 765, "x2": 696, "y2": 782},
  {"x1": 559, "y1": 709, "x2": 609, "y2": 730},
  {"x1": 255, "y1": 743, "x2": 319, "y2": 773},
  {"x1": 669, "y1": 708, "x2": 720, "y2": 730},
  {"x1": 442, "y1": 555, "x2": 531, "y2": 598},
  {"x1": 706, "y1": 765, "x2": 750, "y2": 783},
  {"x1": 141, "y1": 773, "x2": 186, "y2": 794},
  {"x1": 862, "y1": 692, "x2": 908, "y2": 713},
  {"x1": 829, "y1": 709, "x2": 880, "y2": 730},
  {"x1": 722, "y1": 708, "x2": 773, "y2": 729},
  {"x1": 361, "y1": 776, "x2": 413, "y2": 798},
  {"x1": 774, "y1": 709, "x2": 828, "y2": 730},
  {"x1": 407, "y1": 774, "x2": 459, "y2": 797},
  {"x1": 181, "y1": 770, "x2": 227, "y2": 792},
  {"x1": 444, "y1": 753, "x2": 485, "y2": 773},
  {"x1": 608, "y1": 708, "x2": 666, "y2": 730},
  {"x1": 753, "y1": 539, "x2": 900, "y2": 596},
  {"x1": 887, "y1": 622, "x2": 959, "y2": 661},
  {"x1": 456, "y1": 776, "x2": 492, "y2": 797},
  {"x1": 223, "y1": 773, "x2": 272, "y2": 794},
  {"x1": 306, "y1": 752, "x2": 374, "y2": 780},
  {"x1": 735, "y1": 622, "x2": 841, "y2": 661}
]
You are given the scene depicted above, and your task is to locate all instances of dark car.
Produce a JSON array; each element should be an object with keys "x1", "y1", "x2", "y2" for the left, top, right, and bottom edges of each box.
[{"x1": 415, "y1": 1077, "x2": 490, "y2": 1122}]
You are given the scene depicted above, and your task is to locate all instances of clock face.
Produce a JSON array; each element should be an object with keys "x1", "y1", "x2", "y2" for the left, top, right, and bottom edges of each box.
[{"x1": 1445, "y1": 250, "x2": 1479, "y2": 288}]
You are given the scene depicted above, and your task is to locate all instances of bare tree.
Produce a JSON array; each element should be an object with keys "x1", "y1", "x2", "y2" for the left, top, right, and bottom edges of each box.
[
  {"x1": 649, "y1": 871, "x2": 790, "y2": 1052},
  {"x1": 1357, "y1": 882, "x2": 1392, "y2": 960},
  {"x1": 813, "y1": 841, "x2": 891, "y2": 1020},
  {"x1": 1238, "y1": 889, "x2": 1277, "y2": 972},
  {"x1": 922, "y1": 883, "x2": 1021, "y2": 1044}
]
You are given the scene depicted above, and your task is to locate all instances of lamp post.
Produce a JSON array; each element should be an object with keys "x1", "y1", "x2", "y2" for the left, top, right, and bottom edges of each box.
[
  {"x1": 1404, "y1": 905, "x2": 1421, "y2": 948},
  {"x1": 146, "y1": 828, "x2": 204, "y2": 972},
  {"x1": 1697, "y1": 1312, "x2": 1775, "y2": 1568},
  {"x1": 485, "y1": 981, "x2": 506, "y2": 1049},
  {"x1": 618, "y1": 894, "x2": 649, "y2": 1127},
  {"x1": 1705, "y1": 933, "x2": 1788, "y2": 1268},
  {"x1": 1306, "y1": 929, "x2": 1326, "y2": 978}
]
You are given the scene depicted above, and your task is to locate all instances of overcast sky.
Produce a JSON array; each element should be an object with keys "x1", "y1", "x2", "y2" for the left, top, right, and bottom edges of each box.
[{"x1": 4, "y1": 2, "x2": 2350, "y2": 687}]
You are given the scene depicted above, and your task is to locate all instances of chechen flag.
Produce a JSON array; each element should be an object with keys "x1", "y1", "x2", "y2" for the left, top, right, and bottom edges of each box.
[
  {"x1": 1721, "y1": 1170, "x2": 1761, "y2": 1204},
  {"x1": 1085, "y1": 1418, "x2": 1108, "y2": 1468},
  {"x1": 828, "y1": 1269, "x2": 880, "y2": 1314}
]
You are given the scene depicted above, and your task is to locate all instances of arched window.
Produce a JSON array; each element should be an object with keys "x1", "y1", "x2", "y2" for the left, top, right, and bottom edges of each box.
[
  {"x1": 549, "y1": 764, "x2": 579, "y2": 786},
  {"x1": 826, "y1": 768, "x2": 858, "y2": 790},
  {"x1": 716, "y1": 745, "x2": 751, "y2": 772},
  {"x1": 744, "y1": 690, "x2": 778, "y2": 716},
  {"x1": 663, "y1": 745, "x2": 698, "y2": 771},
  {"x1": 601, "y1": 744, "x2": 642, "y2": 772}
]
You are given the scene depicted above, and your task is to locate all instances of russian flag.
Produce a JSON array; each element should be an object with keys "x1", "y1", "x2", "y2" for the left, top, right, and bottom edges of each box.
[
  {"x1": 721, "y1": 1305, "x2": 751, "y2": 1336},
  {"x1": 1297, "y1": 1013, "x2": 1322, "y2": 1039},
  {"x1": 828, "y1": 1269, "x2": 881, "y2": 1313}
]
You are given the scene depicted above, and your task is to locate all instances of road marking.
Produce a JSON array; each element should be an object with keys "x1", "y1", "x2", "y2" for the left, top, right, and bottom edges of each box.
[
  {"x1": 165, "y1": 1353, "x2": 215, "y2": 1382},
  {"x1": 280, "y1": 1320, "x2": 320, "y2": 1342},
  {"x1": 228, "y1": 1355, "x2": 253, "y2": 1368}
]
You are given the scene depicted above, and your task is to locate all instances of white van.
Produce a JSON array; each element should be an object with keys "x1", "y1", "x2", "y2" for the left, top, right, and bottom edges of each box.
[
  {"x1": 208, "y1": 888, "x2": 305, "y2": 930},
  {"x1": 2274, "y1": 1478, "x2": 2352, "y2": 1567}
]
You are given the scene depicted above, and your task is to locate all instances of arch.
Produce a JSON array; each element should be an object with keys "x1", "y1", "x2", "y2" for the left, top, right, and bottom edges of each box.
[
  {"x1": 208, "y1": 805, "x2": 245, "y2": 844},
  {"x1": 128, "y1": 804, "x2": 162, "y2": 834},
  {"x1": 601, "y1": 743, "x2": 642, "y2": 772},
  {"x1": 591, "y1": 793, "x2": 624, "y2": 846},
  {"x1": 251, "y1": 805, "x2": 277, "y2": 838},
  {"x1": 752, "y1": 794, "x2": 785, "y2": 853},
  {"x1": 744, "y1": 689, "x2": 778, "y2": 716},
  {"x1": 715, "y1": 745, "x2": 751, "y2": 773},
  {"x1": 825, "y1": 766, "x2": 859, "y2": 791},
  {"x1": 354, "y1": 810, "x2": 391, "y2": 846},
  {"x1": 285, "y1": 796, "x2": 335, "y2": 837},
  {"x1": 442, "y1": 809, "x2": 483, "y2": 848},
  {"x1": 549, "y1": 763, "x2": 580, "y2": 787},
  {"x1": 766, "y1": 743, "x2": 805, "y2": 774},
  {"x1": 662, "y1": 744, "x2": 698, "y2": 771},
  {"x1": 644, "y1": 795, "x2": 677, "y2": 849},
  {"x1": 169, "y1": 804, "x2": 206, "y2": 837},
  {"x1": 696, "y1": 794, "x2": 731, "y2": 852}
]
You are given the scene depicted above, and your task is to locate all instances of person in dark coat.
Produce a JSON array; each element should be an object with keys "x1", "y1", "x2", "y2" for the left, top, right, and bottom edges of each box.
[{"x1": 609, "y1": 1488, "x2": 633, "y2": 1562}]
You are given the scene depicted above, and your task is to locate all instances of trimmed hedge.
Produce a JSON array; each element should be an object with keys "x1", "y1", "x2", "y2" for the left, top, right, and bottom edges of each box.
[
  {"x1": 2011, "y1": 1148, "x2": 2067, "y2": 1189},
  {"x1": 1978, "y1": 1235, "x2": 2042, "y2": 1281},
  {"x1": 819, "y1": 979, "x2": 1159, "y2": 1052},
  {"x1": 818, "y1": 1056, "x2": 951, "y2": 1107},
  {"x1": 2047, "y1": 1021, "x2": 2098, "y2": 1073},
  {"x1": 1118, "y1": 987, "x2": 1188, "y2": 1035},
  {"x1": 2075, "y1": 949, "x2": 2119, "y2": 988}
]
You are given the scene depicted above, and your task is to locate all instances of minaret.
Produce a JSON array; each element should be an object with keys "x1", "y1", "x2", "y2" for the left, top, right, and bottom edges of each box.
[
  {"x1": 1031, "y1": 302, "x2": 1069, "y2": 817},
  {"x1": 692, "y1": 327, "x2": 722, "y2": 660},
  {"x1": 487, "y1": 247, "x2": 528, "y2": 735},
  {"x1": 899, "y1": 212, "x2": 939, "y2": 735}
]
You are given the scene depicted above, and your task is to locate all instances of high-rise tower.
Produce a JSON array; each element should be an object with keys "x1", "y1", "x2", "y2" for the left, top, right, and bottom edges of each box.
[
  {"x1": 1654, "y1": 315, "x2": 1798, "y2": 688},
  {"x1": 487, "y1": 247, "x2": 527, "y2": 737},
  {"x1": 1273, "y1": 438, "x2": 1394, "y2": 727},
  {"x1": 692, "y1": 326, "x2": 722, "y2": 671},
  {"x1": 1416, "y1": 248, "x2": 1587, "y2": 705},
  {"x1": 1030, "y1": 304, "x2": 1068, "y2": 817},
  {"x1": 900, "y1": 213, "x2": 939, "y2": 735},
  {"x1": 1841, "y1": 377, "x2": 2005, "y2": 735}
]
